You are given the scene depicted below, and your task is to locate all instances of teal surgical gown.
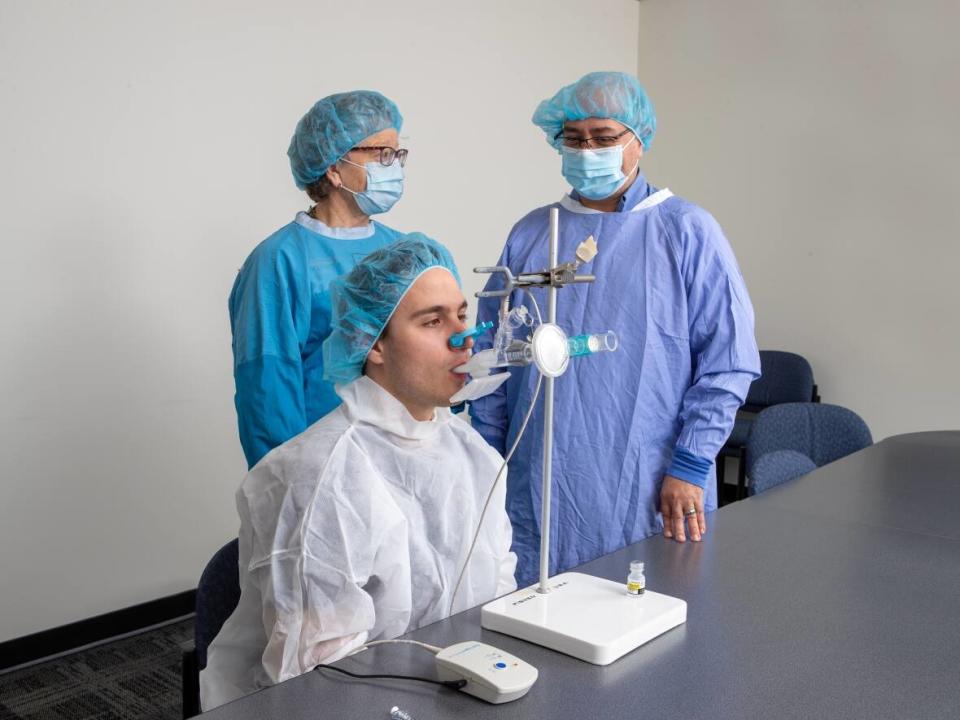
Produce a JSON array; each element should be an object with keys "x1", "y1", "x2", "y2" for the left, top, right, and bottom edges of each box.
[
  {"x1": 230, "y1": 212, "x2": 401, "y2": 468},
  {"x1": 470, "y1": 176, "x2": 760, "y2": 585}
]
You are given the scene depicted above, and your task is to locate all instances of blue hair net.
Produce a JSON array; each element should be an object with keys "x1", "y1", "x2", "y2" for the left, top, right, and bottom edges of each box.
[
  {"x1": 322, "y1": 233, "x2": 461, "y2": 385},
  {"x1": 288, "y1": 90, "x2": 403, "y2": 190},
  {"x1": 532, "y1": 72, "x2": 657, "y2": 151}
]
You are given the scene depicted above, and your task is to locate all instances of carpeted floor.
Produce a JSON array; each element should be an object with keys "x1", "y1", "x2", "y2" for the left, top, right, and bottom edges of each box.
[{"x1": 0, "y1": 618, "x2": 193, "y2": 720}]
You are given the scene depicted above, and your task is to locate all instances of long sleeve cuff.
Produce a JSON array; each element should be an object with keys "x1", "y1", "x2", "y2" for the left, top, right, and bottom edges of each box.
[{"x1": 667, "y1": 447, "x2": 713, "y2": 489}]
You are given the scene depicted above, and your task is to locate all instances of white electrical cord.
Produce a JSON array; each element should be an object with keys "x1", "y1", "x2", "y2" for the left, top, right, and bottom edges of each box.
[
  {"x1": 347, "y1": 638, "x2": 443, "y2": 657},
  {"x1": 449, "y1": 290, "x2": 544, "y2": 614}
]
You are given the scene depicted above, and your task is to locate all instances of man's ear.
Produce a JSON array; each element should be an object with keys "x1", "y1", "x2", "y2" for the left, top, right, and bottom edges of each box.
[{"x1": 366, "y1": 336, "x2": 387, "y2": 368}]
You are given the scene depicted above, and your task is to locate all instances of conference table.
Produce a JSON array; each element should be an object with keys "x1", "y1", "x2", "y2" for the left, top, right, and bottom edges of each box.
[{"x1": 202, "y1": 431, "x2": 960, "y2": 719}]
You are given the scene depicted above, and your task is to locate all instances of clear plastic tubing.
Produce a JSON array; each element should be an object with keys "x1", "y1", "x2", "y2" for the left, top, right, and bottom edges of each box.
[{"x1": 567, "y1": 330, "x2": 619, "y2": 357}]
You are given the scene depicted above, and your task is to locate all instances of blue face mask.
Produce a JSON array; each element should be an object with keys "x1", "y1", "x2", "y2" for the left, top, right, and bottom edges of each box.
[
  {"x1": 561, "y1": 135, "x2": 638, "y2": 201},
  {"x1": 339, "y1": 158, "x2": 405, "y2": 215}
]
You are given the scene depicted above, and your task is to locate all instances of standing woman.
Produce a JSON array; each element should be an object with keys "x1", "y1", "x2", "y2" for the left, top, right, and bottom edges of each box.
[{"x1": 230, "y1": 91, "x2": 409, "y2": 468}]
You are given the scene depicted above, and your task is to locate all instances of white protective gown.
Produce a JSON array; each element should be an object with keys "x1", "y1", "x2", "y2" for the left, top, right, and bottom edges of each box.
[{"x1": 200, "y1": 376, "x2": 517, "y2": 709}]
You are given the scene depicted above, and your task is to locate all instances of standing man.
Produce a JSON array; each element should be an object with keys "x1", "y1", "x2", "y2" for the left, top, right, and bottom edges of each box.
[
  {"x1": 470, "y1": 72, "x2": 760, "y2": 586},
  {"x1": 231, "y1": 90, "x2": 409, "y2": 468}
]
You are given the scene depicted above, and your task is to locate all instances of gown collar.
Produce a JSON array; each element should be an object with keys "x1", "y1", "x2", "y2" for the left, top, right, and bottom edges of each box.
[
  {"x1": 295, "y1": 211, "x2": 376, "y2": 240},
  {"x1": 566, "y1": 174, "x2": 668, "y2": 214},
  {"x1": 338, "y1": 376, "x2": 453, "y2": 441}
]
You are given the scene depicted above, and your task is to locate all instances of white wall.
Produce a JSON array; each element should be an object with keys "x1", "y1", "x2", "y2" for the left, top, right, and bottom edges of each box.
[
  {"x1": 637, "y1": 0, "x2": 960, "y2": 441},
  {"x1": 0, "y1": 0, "x2": 640, "y2": 642}
]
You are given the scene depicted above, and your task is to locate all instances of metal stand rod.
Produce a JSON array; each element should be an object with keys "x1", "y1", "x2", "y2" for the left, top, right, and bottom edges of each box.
[{"x1": 538, "y1": 208, "x2": 559, "y2": 594}]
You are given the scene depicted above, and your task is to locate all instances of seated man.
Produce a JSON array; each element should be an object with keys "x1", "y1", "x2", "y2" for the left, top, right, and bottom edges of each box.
[{"x1": 200, "y1": 234, "x2": 517, "y2": 709}]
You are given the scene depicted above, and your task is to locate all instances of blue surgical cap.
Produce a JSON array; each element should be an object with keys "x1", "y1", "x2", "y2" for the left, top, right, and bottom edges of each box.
[
  {"x1": 288, "y1": 90, "x2": 403, "y2": 190},
  {"x1": 322, "y1": 233, "x2": 461, "y2": 385},
  {"x1": 532, "y1": 71, "x2": 657, "y2": 151}
]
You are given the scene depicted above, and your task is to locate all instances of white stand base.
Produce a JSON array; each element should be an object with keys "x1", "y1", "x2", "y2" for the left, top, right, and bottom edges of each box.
[{"x1": 480, "y1": 572, "x2": 687, "y2": 666}]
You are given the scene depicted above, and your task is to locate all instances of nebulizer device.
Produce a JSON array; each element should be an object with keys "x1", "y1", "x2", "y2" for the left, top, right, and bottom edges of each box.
[{"x1": 448, "y1": 232, "x2": 617, "y2": 404}]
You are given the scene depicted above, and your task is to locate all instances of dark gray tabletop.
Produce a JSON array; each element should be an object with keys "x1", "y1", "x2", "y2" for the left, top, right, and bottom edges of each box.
[
  {"x1": 203, "y1": 431, "x2": 960, "y2": 719},
  {"x1": 750, "y1": 430, "x2": 960, "y2": 541}
]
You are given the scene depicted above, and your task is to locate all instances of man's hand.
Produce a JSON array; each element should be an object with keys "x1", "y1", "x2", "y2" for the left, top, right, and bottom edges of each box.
[{"x1": 660, "y1": 475, "x2": 706, "y2": 542}]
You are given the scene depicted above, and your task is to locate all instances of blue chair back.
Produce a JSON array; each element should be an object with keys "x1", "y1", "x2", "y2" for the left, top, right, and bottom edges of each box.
[
  {"x1": 745, "y1": 351, "x2": 816, "y2": 409},
  {"x1": 718, "y1": 350, "x2": 819, "y2": 502},
  {"x1": 195, "y1": 538, "x2": 240, "y2": 670},
  {"x1": 746, "y1": 403, "x2": 873, "y2": 483},
  {"x1": 747, "y1": 450, "x2": 818, "y2": 495}
]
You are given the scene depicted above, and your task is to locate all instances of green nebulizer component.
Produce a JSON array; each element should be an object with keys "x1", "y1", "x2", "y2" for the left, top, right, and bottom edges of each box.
[
  {"x1": 567, "y1": 330, "x2": 618, "y2": 357},
  {"x1": 449, "y1": 321, "x2": 494, "y2": 348}
]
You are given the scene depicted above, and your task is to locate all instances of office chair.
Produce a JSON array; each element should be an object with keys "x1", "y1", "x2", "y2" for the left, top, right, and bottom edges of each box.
[
  {"x1": 746, "y1": 449, "x2": 818, "y2": 495},
  {"x1": 745, "y1": 403, "x2": 872, "y2": 495},
  {"x1": 717, "y1": 350, "x2": 819, "y2": 503},
  {"x1": 182, "y1": 538, "x2": 240, "y2": 718}
]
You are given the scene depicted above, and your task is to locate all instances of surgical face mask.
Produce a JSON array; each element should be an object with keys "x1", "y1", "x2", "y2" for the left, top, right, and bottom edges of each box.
[
  {"x1": 338, "y1": 158, "x2": 405, "y2": 215},
  {"x1": 561, "y1": 135, "x2": 638, "y2": 201}
]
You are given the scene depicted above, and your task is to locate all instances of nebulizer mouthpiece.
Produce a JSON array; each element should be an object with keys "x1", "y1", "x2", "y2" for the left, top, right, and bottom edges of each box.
[
  {"x1": 449, "y1": 308, "x2": 534, "y2": 403},
  {"x1": 449, "y1": 370, "x2": 510, "y2": 404},
  {"x1": 449, "y1": 337, "x2": 531, "y2": 403},
  {"x1": 567, "y1": 331, "x2": 618, "y2": 357},
  {"x1": 453, "y1": 305, "x2": 535, "y2": 376},
  {"x1": 453, "y1": 344, "x2": 532, "y2": 376},
  {"x1": 453, "y1": 350, "x2": 497, "y2": 376}
]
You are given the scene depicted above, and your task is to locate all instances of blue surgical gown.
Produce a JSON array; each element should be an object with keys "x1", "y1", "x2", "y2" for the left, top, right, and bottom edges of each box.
[
  {"x1": 470, "y1": 176, "x2": 760, "y2": 585},
  {"x1": 230, "y1": 212, "x2": 401, "y2": 468}
]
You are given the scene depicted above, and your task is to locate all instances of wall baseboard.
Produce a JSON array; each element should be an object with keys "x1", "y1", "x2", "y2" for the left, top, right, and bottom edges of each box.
[{"x1": 0, "y1": 590, "x2": 196, "y2": 672}]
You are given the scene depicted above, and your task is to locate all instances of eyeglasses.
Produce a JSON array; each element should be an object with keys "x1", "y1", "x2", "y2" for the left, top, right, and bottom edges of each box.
[
  {"x1": 554, "y1": 128, "x2": 633, "y2": 150},
  {"x1": 348, "y1": 145, "x2": 409, "y2": 167}
]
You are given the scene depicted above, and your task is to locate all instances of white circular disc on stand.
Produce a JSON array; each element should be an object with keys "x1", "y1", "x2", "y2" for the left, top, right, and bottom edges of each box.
[{"x1": 531, "y1": 323, "x2": 570, "y2": 378}]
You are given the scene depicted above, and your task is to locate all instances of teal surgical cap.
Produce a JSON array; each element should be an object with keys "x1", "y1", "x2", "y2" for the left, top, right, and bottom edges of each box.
[
  {"x1": 322, "y1": 233, "x2": 461, "y2": 385},
  {"x1": 288, "y1": 90, "x2": 403, "y2": 190},
  {"x1": 532, "y1": 71, "x2": 657, "y2": 151}
]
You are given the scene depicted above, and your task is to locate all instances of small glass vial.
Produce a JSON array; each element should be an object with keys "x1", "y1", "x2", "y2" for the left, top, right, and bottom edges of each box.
[{"x1": 627, "y1": 561, "x2": 645, "y2": 596}]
